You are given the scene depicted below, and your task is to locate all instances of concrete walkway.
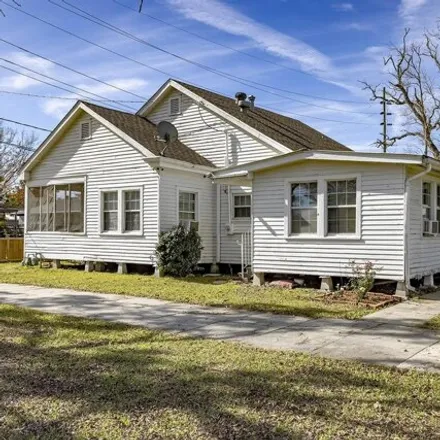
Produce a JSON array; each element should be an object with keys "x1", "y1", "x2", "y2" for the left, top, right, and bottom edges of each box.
[{"x1": 1, "y1": 283, "x2": 440, "y2": 372}]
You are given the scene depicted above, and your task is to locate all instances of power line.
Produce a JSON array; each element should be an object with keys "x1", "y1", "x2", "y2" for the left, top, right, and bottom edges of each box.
[
  {"x1": 113, "y1": 0, "x2": 369, "y2": 105},
  {"x1": 0, "y1": 1, "x2": 376, "y2": 126},
  {"x1": 0, "y1": 117, "x2": 51, "y2": 132},
  {"x1": 0, "y1": 60, "x2": 137, "y2": 112},
  {"x1": 52, "y1": 0, "x2": 376, "y2": 116},
  {"x1": 0, "y1": 38, "x2": 149, "y2": 101},
  {"x1": 0, "y1": 89, "x2": 144, "y2": 102}
]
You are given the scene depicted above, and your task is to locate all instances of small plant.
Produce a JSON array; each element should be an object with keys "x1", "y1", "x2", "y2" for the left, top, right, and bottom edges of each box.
[
  {"x1": 155, "y1": 224, "x2": 203, "y2": 277},
  {"x1": 348, "y1": 260, "x2": 377, "y2": 302}
]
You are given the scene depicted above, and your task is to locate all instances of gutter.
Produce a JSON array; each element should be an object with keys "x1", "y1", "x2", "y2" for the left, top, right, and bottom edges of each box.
[{"x1": 403, "y1": 161, "x2": 432, "y2": 292}]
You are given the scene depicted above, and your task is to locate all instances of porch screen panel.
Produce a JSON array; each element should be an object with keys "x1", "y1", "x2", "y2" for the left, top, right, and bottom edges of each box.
[
  {"x1": 69, "y1": 184, "x2": 84, "y2": 232},
  {"x1": 28, "y1": 187, "x2": 41, "y2": 231},
  {"x1": 55, "y1": 185, "x2": 69, "y2": 232}
]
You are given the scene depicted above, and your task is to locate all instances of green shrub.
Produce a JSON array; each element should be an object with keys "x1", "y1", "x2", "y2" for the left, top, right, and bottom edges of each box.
[{"x1": 155, "y1": 224, "x2": 203, "y2": 277}]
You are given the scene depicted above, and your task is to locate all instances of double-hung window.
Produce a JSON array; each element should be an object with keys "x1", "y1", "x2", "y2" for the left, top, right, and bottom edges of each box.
[
  {"x1": 287, "y1": 176, "x2": 359, "y2": 238},
  {"x1": 27, "y1": 183, "x2": 85, "y2": 233},
  {"x1": 102, "y1": 191, "x2": 118, "y2": 232},
  {"x1": 179, "y1": 191, "x2": 197, "y2": 221},
  {"x1": 290, "y1": 182, "x2": 318, "y2": 234},
  {"x1": 233, "y1": 194, "x2": 251, "y2": 219},
  {"x1": 124, "y1": 190, "x2": 141, "y2": 232},
  {"x1": 101, "y1": 188, "x2": 142, "y2": 234},
  {"x1": 327, "y1": 179, "x2": 357, "y2": 234}
]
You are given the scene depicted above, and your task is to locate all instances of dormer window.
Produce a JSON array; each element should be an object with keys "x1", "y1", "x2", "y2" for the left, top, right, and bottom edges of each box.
[
  {"x1": 169, "y1": 97, "x2": 181, "y2": 115},
  {"x1": 80, "y1": 121, "x2": 91, "y2": 140}
]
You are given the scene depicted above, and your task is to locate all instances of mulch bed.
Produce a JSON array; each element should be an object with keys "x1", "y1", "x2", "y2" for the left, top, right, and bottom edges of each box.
[{"x1": 317, "y1": 291, "x2": 401, "y2": 309}]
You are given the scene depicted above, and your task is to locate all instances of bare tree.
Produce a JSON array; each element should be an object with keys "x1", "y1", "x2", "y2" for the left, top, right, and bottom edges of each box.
[
  {"x1": 0, "y1": 123, "x2": 37, "y2": 195},
  {"x1": 363, "y1": 27, "x2": 440, "y2": 157}
]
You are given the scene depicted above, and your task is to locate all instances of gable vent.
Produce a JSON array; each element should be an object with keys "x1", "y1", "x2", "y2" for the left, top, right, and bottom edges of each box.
[
  {"x1": 80, "y1": 121, "x2": 91, "y2": 140},
  {"x1": 169, "y1": 97, "x2": 181, "y2": 115}
]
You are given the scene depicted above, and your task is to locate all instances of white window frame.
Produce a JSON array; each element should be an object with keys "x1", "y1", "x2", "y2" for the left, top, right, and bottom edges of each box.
[
  {"x1": 25, "y1": 177, "x2": 87, "y2": 235},
  {"x1": 177, "y1": 188, "x2": 199, "y2": 223},
  {"x1": 284, "y1": 174, "x2": 361, "y2": 240},
  {"x1": 232, "y1": 193, "x2": 252, "y2": 220},
  {"x1": 169, "y1": 96, "x2": 182, "y2": 116},
  {"x1": 99, "y1": 187, "x2": 143, "y2": 236},
  {"x1": 80, "y1": 120, "x2": 92, "y2": 140}
]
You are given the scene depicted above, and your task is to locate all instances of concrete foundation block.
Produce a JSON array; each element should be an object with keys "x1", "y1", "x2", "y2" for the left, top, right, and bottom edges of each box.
[
  {"x1": 84, "y1": 261, "x2": 94, "y2": 273},
  {"x1": 395, "y1": 281, "x2": 408, "y2": 299},
  {"x1": 424, "y1": 274, "x2": 435, "y2": 287},
  {"x1": 154, "y1": 266, "x2": 165, "y2": 278},
  {"x1": 253, "y1": 272, "x2": 265, "y2": 286},
  {"x1": 52, "y1": 259, "x2": 61, "y2": 269},
  {"x1": 320, "y1": 276, "x2": 333, "y2": 291},
  {"x1": 210, "y1": 263, "x2": 220, "y2": 274},
  {"x1": 118, "y1": 263, "x2": 128, "y2": 274}
]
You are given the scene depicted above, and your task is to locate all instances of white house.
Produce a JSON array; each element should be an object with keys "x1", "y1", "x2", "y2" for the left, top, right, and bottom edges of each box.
[{"x1": 21, "y1": 79, "x2": 440, "y2": 295}]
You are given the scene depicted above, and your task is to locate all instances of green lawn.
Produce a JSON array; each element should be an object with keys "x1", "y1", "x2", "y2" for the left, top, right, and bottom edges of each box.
[
  {"x1": 0, "y1": 304, "x2": 439, "y2": 439},
  {"x1": 0, "y1": 263, "x2": 373, "y2": 319},
  {"x1": 422, "y1": 315, "x2": 440, "y2": 330}
]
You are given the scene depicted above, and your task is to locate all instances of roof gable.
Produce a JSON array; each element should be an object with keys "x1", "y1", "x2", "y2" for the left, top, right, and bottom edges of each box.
[
  {"x1": 22, "y1": 101, "x2": 215, "y2": 177},
  {"x1": 139, "y1": 79, "x2": 351, "y2": 154}
]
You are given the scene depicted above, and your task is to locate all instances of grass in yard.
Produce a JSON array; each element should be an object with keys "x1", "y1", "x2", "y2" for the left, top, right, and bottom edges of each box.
[
  {"x1": 421, "y1": 314, "x2": 440, "y2": 330},
  {"x1": 0, "y1": 263, "x2": 372, "y2": 319},
  {"x1": 1, "y1": 304, "x2": 439, "y2": 440}
]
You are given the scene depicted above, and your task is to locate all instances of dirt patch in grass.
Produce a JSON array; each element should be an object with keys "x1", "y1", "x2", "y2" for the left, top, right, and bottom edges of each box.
[
  {"x1": 0, "y1": 304, "x2": 439, "y2": 440},
  {"x1": 318, "y1": 291, "x2": 401, "y2": 309}
]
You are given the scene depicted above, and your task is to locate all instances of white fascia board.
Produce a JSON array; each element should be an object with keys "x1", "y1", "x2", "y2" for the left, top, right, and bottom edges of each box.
[
  {"x1": 139, "y1": 80, "x2": 291, "y2": 155},
  {"x1": 145, "y1": 156, "x2": 216, "y2": 175},
  {"x1": 212, "y1": 150, "x2": 426, "y2": 178}
]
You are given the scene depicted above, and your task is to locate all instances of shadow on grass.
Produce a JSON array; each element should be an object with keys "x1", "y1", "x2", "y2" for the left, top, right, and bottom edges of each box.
[{"x1": 1, "y1": 306, "x2": 439, "y2": 439}]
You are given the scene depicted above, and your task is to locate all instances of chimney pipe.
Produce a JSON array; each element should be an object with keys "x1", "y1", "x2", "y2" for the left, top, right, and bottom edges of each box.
[{"x1": 248, "y1": 95, "x2": 255, "y2": 110}]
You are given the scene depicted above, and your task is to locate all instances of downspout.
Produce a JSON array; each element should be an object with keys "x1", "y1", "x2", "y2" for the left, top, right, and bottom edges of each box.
[
  {"x1": 224, "y1": 129, "x2": 230, "y2": 167},
  {"x1": 216, "y1": 183, "x2": 221, "y2": 264},
  {"x1": 404, "y1": 161, "x2": 432, "y2": 292}
]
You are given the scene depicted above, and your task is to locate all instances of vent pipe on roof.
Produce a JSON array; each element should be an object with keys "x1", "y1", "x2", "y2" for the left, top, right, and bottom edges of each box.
[{"x1": 234, "y1": 92, "x2": 255, "y2": 112}]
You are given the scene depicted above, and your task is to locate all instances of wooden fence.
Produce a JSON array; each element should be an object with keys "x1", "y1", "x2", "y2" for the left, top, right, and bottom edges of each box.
[{"x1": 0, "y1": 238, "x2": 24, "y2": 262}]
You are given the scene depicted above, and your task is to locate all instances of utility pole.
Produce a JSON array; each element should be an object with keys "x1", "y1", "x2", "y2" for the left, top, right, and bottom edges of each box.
[
  {"x1": 139, "y1": 0, "x2": 144, "y2": 12},
  {"x1": 379, "y1": 87, "x2": 392, "y2": 153}
]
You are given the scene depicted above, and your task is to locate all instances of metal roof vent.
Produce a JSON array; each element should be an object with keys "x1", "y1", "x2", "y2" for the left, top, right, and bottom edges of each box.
[{"x1": 234, "y1": 92, "x2": 255, "y2": 112}]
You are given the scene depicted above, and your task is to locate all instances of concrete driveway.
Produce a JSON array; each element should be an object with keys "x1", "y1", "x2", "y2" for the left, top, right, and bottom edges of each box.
[{"x1": 0, "y1": 283, "x2": 439, "y2": 372}]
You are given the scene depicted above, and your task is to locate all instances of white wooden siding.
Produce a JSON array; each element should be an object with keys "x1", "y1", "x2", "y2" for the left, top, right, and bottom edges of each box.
[
  {"x1": 25, "y1": 113, "x2": 159, "y2": 264},
  {"x1": 147, "y1": 90, "x2": 281, "y2": 167},
  {"x1": 408, "y1": 170, "x2": 440, "y2": 278},
  {"x1": 252, "y1": 161, "x2": 406, "y2": 280},
  {"x1": 219, "y1": 185, "x2": 252, "y2": 264},
  {"x1": 159, "y1": 168, "x2": 216, "y2": 263}
]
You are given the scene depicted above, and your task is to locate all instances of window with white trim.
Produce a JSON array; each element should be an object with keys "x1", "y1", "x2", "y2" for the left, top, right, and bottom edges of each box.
[
  {"x1": 123, "y1": 190, "x2": 141, "y2": 232},
  {"x1": 290, "y1": 182, "x2": 318, "y2": 234},
  {"x1": 437, "y1": 185, "x2": 440, "y2": 221},
  {"x1": 327, "y1": 179, "x2": 357, "y2": 234},
  {"x1": 80, "y1": 121, "x2": 91, "y2": 140},
  {"x1": 169, "y1": 97, "x2": 181, "y2": 115},
  {"x1": 233, "y1": 194, "x2": 251, "y2": 218},
  {"x1": 179, "y1": 191, "x2": 197, "y2": 221},
  {"x1": 102, "y1": 191, "x2": 118, "y2": 232},
  {"x1": 27, "y1": 183, "x2": 84, "y2": 233}
]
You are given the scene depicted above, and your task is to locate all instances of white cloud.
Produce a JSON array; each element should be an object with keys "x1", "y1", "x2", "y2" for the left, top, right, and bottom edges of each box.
[
  {"x1": 338, "y1": 22, "x2": 372, "y2": 32},
  {"x1": 399, "y1": 0, "x2": 428, "y2": 18},
  {"x1": 332, "y1": 3, "x2": 354, "y2": 12},
  {"x1": 162, "y1": 0, "x2": 334, "y2": 76},
  {"x1": 0, "y1": 52, "x2": 54, "y2": 90}
]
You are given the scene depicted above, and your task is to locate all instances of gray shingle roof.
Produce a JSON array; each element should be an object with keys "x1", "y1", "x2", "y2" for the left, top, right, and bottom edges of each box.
[
  {"x1": 83, "y1": 102, "x2": 215, "y2": 168},
  {"x1": 175, "y1": 81, "x2": 352, "y2": 153}
]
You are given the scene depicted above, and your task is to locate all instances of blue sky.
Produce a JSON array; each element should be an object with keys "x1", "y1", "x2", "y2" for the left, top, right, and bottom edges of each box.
[{"x1": 1, "y1": 0, "x2": 439, "y2": 152}]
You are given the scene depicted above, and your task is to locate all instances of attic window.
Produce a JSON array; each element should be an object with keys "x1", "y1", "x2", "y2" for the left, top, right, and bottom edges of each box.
[
  {"x1": 169, "y1": 97, "x2": 181, "y2": 115},
  {"x1": 80, "y1": 121, "x2": 91, "y2": 140}
]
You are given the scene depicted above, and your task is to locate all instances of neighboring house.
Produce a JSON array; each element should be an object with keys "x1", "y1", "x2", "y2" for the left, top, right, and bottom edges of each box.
[{"x1": 20, "y1": 79, "x2": 439, "y2": 294}]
